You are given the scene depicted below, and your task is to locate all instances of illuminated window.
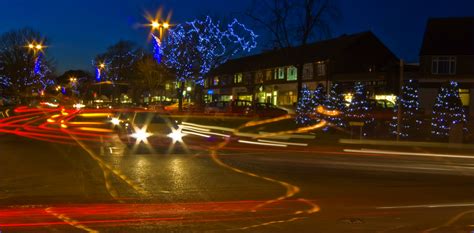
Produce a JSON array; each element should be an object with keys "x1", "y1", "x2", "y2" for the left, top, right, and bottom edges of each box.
[
  {"x1": 265, "y1": 70, "x2": 272, "y2": 81},
  {"x1": 303, "y1": 63, "x2": 313, "y2": 80},
  {"x1": 165, "y1": 83, "x2": 171, "y2": 90},
  {"x1": 287, "y1": 66, "x2": 297, "y2": 81},
  {"x1": 234, "y1": 73, "x2": 243, "y2": 84},
  {"x1": 432, "y1": 56, "x2": 456, "y2": 75},
  {"x1": 213, "y1": 76, "x2": 219, "y2": 86},
  {"x1": 278, "y1": 68, "x2": 285, "y2": 80},
  {"x1": 460, "y1": 89, "x2": 470, "y2": 106},
  {"x1": 316, "y1": 62, "x2": 327, "y2": 76}
]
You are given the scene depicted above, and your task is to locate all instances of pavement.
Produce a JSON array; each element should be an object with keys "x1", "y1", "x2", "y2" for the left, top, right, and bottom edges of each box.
[{"x1": 1, "y1": 108, "x2": 474, "y2": 232}]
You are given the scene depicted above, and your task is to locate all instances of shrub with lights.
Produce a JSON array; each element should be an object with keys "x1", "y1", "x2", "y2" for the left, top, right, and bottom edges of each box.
[
  {"x1": 296, "y1": 85, "x2": 315, "y2": 126},
  {"x1": 390, "y1": 79, "x2": 422, "y2": 139},
  {"x1": 312, "y1": 84, "x2": 327, "y2": 123},
  {"x1": 326, "y1": 82, "x2": 347, "y2": 129},
  {"x1": 431, "y1": 81, "x2": 468, "y2": 140},
  {"x1": 346, "y1": 82, "x2": 374, "y2": 136}
]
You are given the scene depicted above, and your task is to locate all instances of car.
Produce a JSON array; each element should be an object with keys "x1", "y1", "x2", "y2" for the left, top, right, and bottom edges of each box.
[
  {"x1": 204, "y1": 100, "x2": 252, "y2": 115},
  {"x1": 117, "y1": 111, "x2": 185, "y2": 150},
  {"x1": 164, "y1": 102, "x2": 198, "y2": 112},
  {"x1": 246, "y1": 102, "x2": 288, "y2": 118}
]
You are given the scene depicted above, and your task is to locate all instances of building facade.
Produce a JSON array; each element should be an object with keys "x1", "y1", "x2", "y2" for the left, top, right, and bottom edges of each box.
[
  {"x1": 418, "y1": 17, "x2": 474, "y2": 116},
  {"x1": 204, "y1": 31, "x2": 400, "y2": 108}
]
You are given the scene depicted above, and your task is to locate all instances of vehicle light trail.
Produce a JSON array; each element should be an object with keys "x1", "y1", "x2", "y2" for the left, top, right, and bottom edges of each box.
[
  {"x1": 238, "y1": 139, "x2": 288, "y2": 147},
  {"x1": 344, "y1": 149, "x2": 474, "y2": 159}
]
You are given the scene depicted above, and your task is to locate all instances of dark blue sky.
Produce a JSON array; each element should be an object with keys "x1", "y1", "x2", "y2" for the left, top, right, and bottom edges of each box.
[{"x1": 1, "y1": 0, "x2": 473, "y2": 73}]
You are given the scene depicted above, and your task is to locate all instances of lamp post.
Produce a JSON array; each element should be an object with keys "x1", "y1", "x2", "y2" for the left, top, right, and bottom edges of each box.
[
  {"x1": 148, "y1": 20, "x2": 171, "y2": 64},
  {"x1": 27, "y1": 42, "x2": 46, "y2": 96}
]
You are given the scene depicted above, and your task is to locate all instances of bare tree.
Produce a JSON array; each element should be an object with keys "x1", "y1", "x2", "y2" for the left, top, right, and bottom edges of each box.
[{"x1": 245, "y1": 0, "x2": 340, "y2": 99}]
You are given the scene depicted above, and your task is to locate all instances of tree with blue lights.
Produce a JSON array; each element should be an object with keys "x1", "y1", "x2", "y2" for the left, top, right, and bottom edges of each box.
[
  {"x1": 326, "y1": 82, "x2": 347, "y2": 129},
  {"x1": 390, "y1": 79, "x2": 421, "y2": 139},
  {"x1": 296, "y1": 85, "x2": 314, "y2": 126},
  {"x1": 346, "y1": 82, "x2": 373, "y2": 136},
  {"x1": 431, "y1": 81, "x2": 468, "y2": 140},
  {"x1": 162, "y1": 16, "x2": 257, "y2": 110},
  {"x1": 93, "y1": 40, "x2": 143, "y2": 82}
]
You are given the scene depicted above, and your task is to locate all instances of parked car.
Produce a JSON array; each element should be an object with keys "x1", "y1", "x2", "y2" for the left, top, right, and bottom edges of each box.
[
  {"x1": 368, "y1": 99, "x2": 395, "y2": 121},
  {"x1": 204, "y1": 100, "x2": 252, "y2": 115},
  {"x1": 117, "y1": 111, "x2": 185, "y2": 150},
  {"x1": 204, "y1": 100, "x2": 287, "y2": 118},
  {"x1": 246, "y1": 102, "x2": 288, "y2": 118}
]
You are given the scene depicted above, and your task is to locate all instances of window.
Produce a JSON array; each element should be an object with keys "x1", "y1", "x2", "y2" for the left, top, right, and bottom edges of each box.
[
  {"x1": 213, "y1": 76, "x2": 219, "y2": 86},
  {"x1": 287, "y1": 66, "x2": 297, "y2": 81},
  {"x1": 233, "y1": 73, "x2": 243, "y2": 84},
  {"x1": 303, "y1": 63, "x2": 313, "y2": 80},
  {"x1": 255, "y1": 71, "x2": 264, "y2": 83},
  {"x1": 460, "y1": 89, "x2": 470, "y2": 106},
  {"x1": 432, "y1": 56, "x2": 456, "y2": 75},
  {"x1": 316, "y1": 62, "x2": 327, "y2": 76},
  {"x1": 277, "y1": 68, "x2": 285, "y2": 80},
  {"x1": 265, "y1": 70, "x2": 272, "y2": 81}
]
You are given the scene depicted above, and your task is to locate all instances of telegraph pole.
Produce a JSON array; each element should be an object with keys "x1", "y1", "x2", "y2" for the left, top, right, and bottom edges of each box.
[{"x1": 396, "y1": 59, "x2": 404, "y2": 141}]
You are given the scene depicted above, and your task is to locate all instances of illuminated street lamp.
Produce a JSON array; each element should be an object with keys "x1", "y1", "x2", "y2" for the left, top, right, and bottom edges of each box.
[{"x1": 147, "y1": 16, "x2": 172, "y2": 64}]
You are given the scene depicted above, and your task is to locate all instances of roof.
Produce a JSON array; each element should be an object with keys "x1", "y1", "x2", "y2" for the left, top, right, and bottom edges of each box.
[
  {"x1": 420, "y1": 17, "x2": 474, "y2": 55},
  {"x1": 211, "y1": 31, "x2": 390, "y2": 75}
]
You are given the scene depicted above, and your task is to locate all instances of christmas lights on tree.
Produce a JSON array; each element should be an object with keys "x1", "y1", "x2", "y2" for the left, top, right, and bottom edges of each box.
[
  {"x1": 296, "y1": 85, "x2": 314, "y2": 126},
  {"x1": 152, "y1": 35, "x2": 162, "y2": 64},
  {"x1": 390, "y1": 79, "x2": 421, "y2": 139},
  {"x1": 326, "y1": 82, "x2": 347, "y2": 129},
  {"x1": 34, "y1": 52, "x2": 43, "y2": 75},
  {"x1": 346, "y1": 82, "x2": 373, "y2": 136},
  {"x1": 162, "y1": 16, "x2": 257, "y2": 86},
  {"x1": 431, "y1": 81, "x2": 468, "y2": 140},
  {"x1": 312, "y1": 84, "x2": 326, "y2": 124}
]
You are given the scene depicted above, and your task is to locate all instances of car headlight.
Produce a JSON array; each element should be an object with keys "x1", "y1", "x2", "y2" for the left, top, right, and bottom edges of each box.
[
  {"x1": 167, "y1": 129, "x2": 185, "y2": 143},
  {"x1": 131, "y1": 129, "x2": 152, "y2": 143},
  {"x1": 111, "y1": 117, "x2": 121, "y2": 125}
]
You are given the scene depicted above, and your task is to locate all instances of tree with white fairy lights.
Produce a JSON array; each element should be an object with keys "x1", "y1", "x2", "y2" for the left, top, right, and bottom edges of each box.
[
  {"x1": 312, "y1": 84, "x2": 326, "y2": 123},
  {"x1": 326, "y1": 82, "x2": 347, "y2": 129},
  {"x1": 390, "y1": 79, "x2": 421, "y2": 139},
  {"x1": 296, "y1": 85, "x2": 314, "y2": 126},
  {"x1": 162, "y1": 16, "x2": 257, "y2": 111},
  {"x1": 346, "y1": 82, "x2": 373, "y2": 136},
  {"x1": 431, "y1": 81, "x2": 468, "y2": 140}
]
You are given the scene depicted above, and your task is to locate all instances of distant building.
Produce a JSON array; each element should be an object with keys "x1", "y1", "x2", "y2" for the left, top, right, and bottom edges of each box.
[
  {"x1": 205, "y1": 31, "x2": 400, "y2": 107},
  {"x1": 418, "y1": 17, "x2": 474, "y2": 116}
]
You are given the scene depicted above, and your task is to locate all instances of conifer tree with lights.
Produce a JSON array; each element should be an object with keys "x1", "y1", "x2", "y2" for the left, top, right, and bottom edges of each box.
[
  {"x1": 326, "y1": 82, "x2": 347, "y2": 129},
  {"x1": 312, "y1": 84, "x2": 327, "y2": 124},
  {"x1": 346, "y1": 82, "x2": 374, "y2": 136},
  {"x1": 431, "y1": 81, "x2": 468, "y2": 140},
  {"x1": 296, "y1": 85, "x2": 315, "y2": 126},
  {"x1": 390, "y1": 79, "x2": 422, "y2": 139}
]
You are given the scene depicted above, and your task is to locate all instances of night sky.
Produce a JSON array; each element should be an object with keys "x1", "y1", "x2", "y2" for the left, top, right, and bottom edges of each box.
[{"x1": 1, "y1": 0, "x2": 473, "y2": 73}]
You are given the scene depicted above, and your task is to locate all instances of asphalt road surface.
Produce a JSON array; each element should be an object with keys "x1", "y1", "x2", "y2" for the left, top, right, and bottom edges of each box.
[{"x1": 1, "y1": 109, "x2": 474, "y2": 232}]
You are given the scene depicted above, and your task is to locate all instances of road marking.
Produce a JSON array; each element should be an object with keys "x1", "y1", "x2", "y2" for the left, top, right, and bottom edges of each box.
[
  {"x1": 45, "y1": 207, "x2": 98, "y2": 233},
  {"x1": 422, "y1": 209, "x2": 474, "y2": 232},
  {"x1": 238, "y1": 217, "x2": 306, "y2": 230},
  {"x1": 344, "y1": 149, "x2": 474, "y2": 159},
  {"x1": 71, "y1": 135, "x2": 149, "y2": 196}
]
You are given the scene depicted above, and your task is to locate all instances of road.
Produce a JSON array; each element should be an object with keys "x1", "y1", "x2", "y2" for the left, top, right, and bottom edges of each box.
[{"x1": 1, "y1": 108, "x2": 474, "y2": 232}]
